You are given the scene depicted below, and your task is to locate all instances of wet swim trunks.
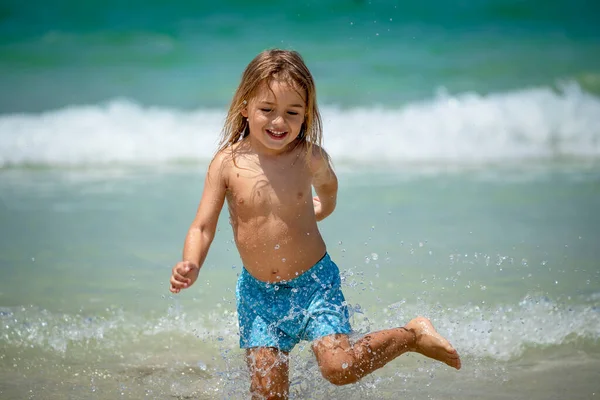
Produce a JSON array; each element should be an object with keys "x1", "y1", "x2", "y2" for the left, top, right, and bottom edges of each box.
[{"x1": 236, "y1": 253, "x2": 352, "y2": 352}]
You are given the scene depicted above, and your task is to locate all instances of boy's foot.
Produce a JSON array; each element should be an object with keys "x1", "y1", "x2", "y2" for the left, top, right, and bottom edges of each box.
[{"x1": 405, "y1": 316, "x2": 462, "y2": 370}]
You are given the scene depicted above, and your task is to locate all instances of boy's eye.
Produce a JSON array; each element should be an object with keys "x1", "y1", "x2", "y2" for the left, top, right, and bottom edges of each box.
[
  {"x1": 260, "y1": 108, "x2": 272, "y2": 112},
  {"x1": 287, "y1": 111, "x2": 299, "y2": 116}
]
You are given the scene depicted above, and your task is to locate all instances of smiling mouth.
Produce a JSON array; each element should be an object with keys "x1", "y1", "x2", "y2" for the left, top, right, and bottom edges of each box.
[{"x1": 266, "y1": 129, "x2": 288, "y2": 139}]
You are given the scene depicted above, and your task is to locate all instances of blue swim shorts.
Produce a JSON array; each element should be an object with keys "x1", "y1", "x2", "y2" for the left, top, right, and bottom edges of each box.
[{"x1": 236, "y1": 253, "x2": 352, "y2": 352}]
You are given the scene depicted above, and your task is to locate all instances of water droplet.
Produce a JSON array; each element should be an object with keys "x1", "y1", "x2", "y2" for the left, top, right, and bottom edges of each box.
[
  {"x1": 371, "y1": 253, "x2": 379, "y2": 261},
  {"x1": 341, "y1": 362, "x2": 348, "y2": 369},
  {"x1": 274, "y1": 286, "x2": 279, "y2": 291},
  {"x1": 282, "y1": 258, "x2": 286, "y2": 263},
  {"x1": 274, "y1": 244, "x2": 280, "y2": 250}
]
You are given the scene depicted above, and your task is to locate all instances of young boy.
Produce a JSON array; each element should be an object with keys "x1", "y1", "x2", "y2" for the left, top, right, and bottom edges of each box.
[{"x1": 170, "y1": 49, "x2": 461, "y2": 399}]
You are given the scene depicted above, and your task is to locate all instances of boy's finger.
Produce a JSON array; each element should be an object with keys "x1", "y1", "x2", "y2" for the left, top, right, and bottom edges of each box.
[
  {"x1": 170, "y1": 276, "x2": 188, "y2": 289},
  {"x1": 172, "y1": 271, "x2": 191, "y2": 284}
]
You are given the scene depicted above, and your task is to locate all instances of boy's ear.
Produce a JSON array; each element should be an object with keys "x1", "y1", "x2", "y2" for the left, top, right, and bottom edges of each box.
[{"x1": 241, "y1": 100, "x2": 248, "y2": 118}]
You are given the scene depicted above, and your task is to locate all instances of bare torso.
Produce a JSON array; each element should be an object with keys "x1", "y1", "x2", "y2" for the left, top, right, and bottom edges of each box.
[{"x1": 223, "y1": 143, "x2": 326, "y2": 282}]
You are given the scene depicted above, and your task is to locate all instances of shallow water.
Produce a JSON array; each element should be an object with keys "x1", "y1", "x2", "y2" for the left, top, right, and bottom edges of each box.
[{"x1": 1, "y1": 165, "x2": 599, "y2": 399}]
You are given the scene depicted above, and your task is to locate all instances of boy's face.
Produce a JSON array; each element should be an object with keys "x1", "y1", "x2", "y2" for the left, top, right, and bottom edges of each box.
[{"x1": 242, "y1": 79, "x2": 307, "y2": 155}]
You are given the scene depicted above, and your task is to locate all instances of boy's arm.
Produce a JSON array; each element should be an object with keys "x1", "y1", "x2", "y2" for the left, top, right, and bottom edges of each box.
[
  {"x1": 183, "y1": 153, "x2": 227, "y2": 266},
  {"x1": 310, "y1": 147, "x2": 338, "y2": 221},
  {"x1": 170, "y1": 152, "x2": 228, "y2": 293}
]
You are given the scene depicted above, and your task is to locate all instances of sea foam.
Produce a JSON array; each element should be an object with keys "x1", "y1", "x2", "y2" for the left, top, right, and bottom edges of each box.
[
  {"x1": 2, "y1": 293, "x2": 598, "y2": 361},
  {"x1": 1, "y1": 83, "x2": 599, "y2": 167}
]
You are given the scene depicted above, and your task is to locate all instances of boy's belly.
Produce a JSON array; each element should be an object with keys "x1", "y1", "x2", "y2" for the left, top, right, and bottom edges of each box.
[{"x1": 234, "y1": 220, "x2": 327, "y2": 282}]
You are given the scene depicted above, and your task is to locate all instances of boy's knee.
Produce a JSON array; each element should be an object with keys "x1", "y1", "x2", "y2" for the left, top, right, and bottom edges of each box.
[
  {"x1": 247, "y1": 348, "x2": 290, "y2": 398},
  {"x1": 319, "y1": 362, "x2": 361, "y2": 386}
]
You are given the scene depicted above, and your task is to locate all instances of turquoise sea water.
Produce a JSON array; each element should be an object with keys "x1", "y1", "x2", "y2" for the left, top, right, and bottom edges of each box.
[
  {"x1": 1, "y1": 1, "x2": 600, "y2": 399},
  {"x1": 1, "y1": 0, "x2": 600, "y2": 113}
]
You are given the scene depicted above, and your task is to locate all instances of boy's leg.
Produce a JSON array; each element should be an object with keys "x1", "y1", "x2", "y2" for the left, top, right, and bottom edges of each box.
[
  {"x1": 312, "y1": 316, "x2": 461, "y2": 386},
  {"x1": 246, "y1": 347, "x2": 290, "y2": 400}
]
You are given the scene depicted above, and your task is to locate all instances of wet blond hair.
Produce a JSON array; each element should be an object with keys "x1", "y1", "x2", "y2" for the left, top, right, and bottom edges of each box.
[{"x1": 218, "y1": 49, "x2": 323, "y2": 159}]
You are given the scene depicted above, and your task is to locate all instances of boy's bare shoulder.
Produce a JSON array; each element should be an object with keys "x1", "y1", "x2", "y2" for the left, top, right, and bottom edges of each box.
[
  {"x1": 213, "y1": 146, "x2": 234, "y2": 166},
  {"x1": 207, "y1": 147, "x2": 237, "y2": 187}
]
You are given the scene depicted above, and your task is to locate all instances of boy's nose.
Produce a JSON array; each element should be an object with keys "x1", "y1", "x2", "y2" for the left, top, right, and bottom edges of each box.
[{"x1": 272, "y1": 114, "x2": 285, "y2": 125}]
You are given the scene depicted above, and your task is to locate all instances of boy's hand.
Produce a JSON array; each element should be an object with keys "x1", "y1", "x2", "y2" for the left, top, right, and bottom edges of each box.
[
  {"x1": 313, "y1": 196, "x2": 321, "y2": 214},
  {"x1": 313, "y1": 196, "x2": 326, "y2": 221},
  {"x1": 169, "y1": 261, "x2": 200, "y2": 293}
]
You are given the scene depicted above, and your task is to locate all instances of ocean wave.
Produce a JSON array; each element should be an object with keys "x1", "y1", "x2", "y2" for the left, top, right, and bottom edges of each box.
[
  {"x1": 1, "y1": 83, "x2": 599, "y2": 168},
  {"x1": 437, "y1": 295, "x2": 600, "y2": 360},
  {"x1": 1, "y1": 294, "x2": 598, "y2": 361}
]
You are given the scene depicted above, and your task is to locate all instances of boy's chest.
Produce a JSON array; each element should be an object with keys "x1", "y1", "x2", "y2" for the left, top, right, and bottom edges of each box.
[{"x1": 227, "y1": 163, "x2": 312, "y2": 213}]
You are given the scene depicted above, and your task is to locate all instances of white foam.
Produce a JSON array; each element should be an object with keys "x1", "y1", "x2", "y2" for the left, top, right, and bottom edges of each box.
[
  {"x1": 1, "y1": 83, "x2": 599, "y2": 167},
  {"x1": 0, "y1": 305, "x2": 238, "y2": 354},
  {"x1": 0, "y1": 100, "x2": 224, "y2": 167},
  {"x1": 2, "y1": 294, "x2": 598, "y2": 361},
  {"x1": 326, "y1": 83, "x2": 600, "y2": 165},
  {"x1": 385, "y1": 295, "x2": 600, "y2": 361}
]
